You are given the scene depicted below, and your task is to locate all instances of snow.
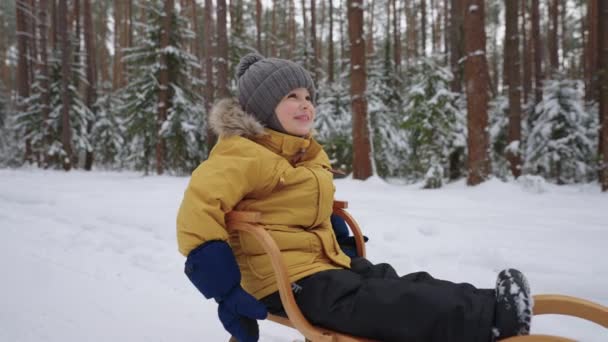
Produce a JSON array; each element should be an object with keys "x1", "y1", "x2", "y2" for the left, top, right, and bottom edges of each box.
[{"x1": 1, "y1": 169, "x2": 607, "y2": 342}]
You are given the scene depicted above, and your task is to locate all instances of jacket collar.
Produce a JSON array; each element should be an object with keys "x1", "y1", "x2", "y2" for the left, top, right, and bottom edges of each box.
[{"x1": 210, "y1": 98, "x2": 321, "y2": 162}]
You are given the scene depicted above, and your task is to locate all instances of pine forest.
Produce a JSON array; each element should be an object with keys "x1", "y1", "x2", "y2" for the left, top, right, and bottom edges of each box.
[{"x1": 1, "y1": 0, "x2": 607, "y2": 191}]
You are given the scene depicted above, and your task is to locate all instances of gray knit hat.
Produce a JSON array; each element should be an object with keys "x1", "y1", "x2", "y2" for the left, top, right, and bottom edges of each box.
[{"x1": 236, "y1": 53, "x2": 316, "y2": 133}]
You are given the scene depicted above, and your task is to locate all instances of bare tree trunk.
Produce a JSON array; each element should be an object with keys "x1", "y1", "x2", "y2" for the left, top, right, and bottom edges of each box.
[
  {"x1": 203, "y1": 0, "x2": 216, "y2": 150},
  {"x1": 505, "y1": 0, "x2": 521, "y2": 178},
  {"x1": 289, "y1": 0, "x2": 296, "y2": 59},
  {"x1": 0, "y1": 7, "x2": 9, "y2": 91},
  {"x1": 348, "y1": 0, "x2": 372, "y2": 180},
  {"x1": 95, "y1": 1, "x2": 111, "y2": 85},
  {"x1": 216, "y1": 0, "x2": 229, "y2": 98},
  {"x1": 310, "y1": 0, "x2": 318, "y2": 81},
  {"x1": 406, "y1": 0, "x2": 417, "y2": 62},
  {"x1": 190, "y1": 0, "x2": 201, "y2": 61},
  {"x1": 366, "y1": 0, "x2": 374, "y2": 57},
  {"x1": 548, "y1": 0, "x2": 559, "y2": 74},
  {"x1": 83, "y1": 0, "x2": 96, "y2": 170},
  {"x1": 443, "y1": 0, "x2": 449, "y2": 58},
  {"x1": 431, "y1": 0, "x2": 437, "y2": 53},
  {"x1": 464, "y1": 0, "x2": 490, "y2": 185},
  {"x1": 532, "y1": 0, "x2": 543, "y2": 104},
  {"x1": 421, "y1": 0, "x2": 427, "y2": 55},
  {"x1": 300, "y1": 0, "x2": 309, "y2": 69},
  {"x1": 270, "y1": 0, "x2": 277, "y2": 56},
  {"x1": 72, "y1": 0, "x2": 80, "y2": 93},
  {"x1": 450, "y1": 0, "x2": 463, "y2": 92},
  {"x1": 17, "y1": 0, "x2": 32, "y2": 161},
  {"x1": 339, "y1": 0, "x2": 346, "y2": 74},
  {"x1": 522, "y1": 0, "x2": 532, "y2": 105},
  {"x1": 256, "y1": 0, "x2": 262, "y2": 52},
  {"x1": 112, "y1": 0, "x2": 122, "y2": 90},
  {"x1": 58, "y1": 0, "x2": 73, "y2": 171},
  {"x1": 585, "y1": 0, "x2": 598, "y2": 102},
  {"x1": 50, "y1": 0, "x2": 57, "y2": 50},
  {"x1": 328, "y1": 0, "x2": 334, "y2": 83},
  {"x1": 599, "y1": 0, "x2": 608, "y2": 191},
  {"x1": 392, "y1": 0, "x2": 401, "y2": 73},
  {"x1": 28, "y1": 0, "x2": 38, "y2": 90},
  {"x1": 156, "y1": 0, "x2": 173, "y2": 175},
  {"x1": 39, "y1": 0, "x2": 51, "y2": 167}
]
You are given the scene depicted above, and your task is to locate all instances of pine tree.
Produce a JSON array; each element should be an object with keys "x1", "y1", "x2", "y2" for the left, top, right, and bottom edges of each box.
[
  {"x1": 367, "y1": 41, "x2": 409, "y2": 178},
  {"x1": 117, "y1": 0, "x2": 205, "y2": 175},
  {"x1": 90, "y1": 85, "x2": 125, "y2": 168},
  {"x1": 12, "y1": 46, "x2": 93, "y2": 169},
  {"x1": 402, "y1": 56, "x2": 465, "y2": 187},
  {"x1": 488, "y1": 94, "x2": 510, "y2": 180},
  {"x1": 525, "y1": 78, "x2": 597, "y2": 184},
  {"x1": 315, "y1": 80, "x2": 352, "y2": 172}
]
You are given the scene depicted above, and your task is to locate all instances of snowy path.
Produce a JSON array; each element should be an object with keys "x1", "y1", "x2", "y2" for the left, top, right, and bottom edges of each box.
[{"x1": 0, "y1": 169, "x2": 606, "y2": 341}]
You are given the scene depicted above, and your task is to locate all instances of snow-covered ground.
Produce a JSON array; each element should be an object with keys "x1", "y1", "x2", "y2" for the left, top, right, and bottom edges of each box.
[{"x1": 0, "y1": 168, "x2": 606, "y2": 341}]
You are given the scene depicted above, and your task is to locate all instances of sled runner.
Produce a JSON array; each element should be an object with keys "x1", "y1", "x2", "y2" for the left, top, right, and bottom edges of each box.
[{"x1": 226, "y1": 201, "x2": 608, "y2": 342}]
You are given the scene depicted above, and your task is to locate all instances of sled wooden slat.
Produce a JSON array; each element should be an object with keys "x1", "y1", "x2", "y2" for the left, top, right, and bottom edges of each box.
[
  {"x1": 533, "y1": 294, "x2": 608, "y2": 328},
  {"x1": 502, "y1": 335, "x2": 576, "y2": 342},
  {"x1": 225, "y1": 201, "x2": 607, "y2": 342}
]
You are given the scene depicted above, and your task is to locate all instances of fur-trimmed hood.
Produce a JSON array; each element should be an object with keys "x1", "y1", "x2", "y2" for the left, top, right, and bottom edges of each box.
[{"x1": 209, "y1": 98, "x2": 266, "y2": 138}]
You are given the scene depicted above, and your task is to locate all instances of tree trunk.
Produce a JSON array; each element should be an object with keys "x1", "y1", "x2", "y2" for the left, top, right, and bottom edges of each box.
[
  {"x1": 464, "y1": 0, "x2": 490, "y2": 185},
  {"x1": 366, "y1": 0, "x2": 375, "y2": 56},
  {"x1": 289, "y1": 0, "x2": 296, "y2": 59},
  {"x1": 83, "y1": 0, "x2": 96, "y2": 171},
  {"x1": 300, "y1": 0, "x2": 309, "y2": 70},
  {"x1": 17, "y1": 0, "x2": 32, "y2": 161},
  {"x1": 98, "y1": 2, "x2": 111, "y2": 85},
  {"x1": 392, "y1": 0, "x2": 401, "y2": 73},
  {"x1": 548, "y1": 0, "x2": 559, "y2": 74},
  {"x1": 450, "y1": 0, "x2": 463, "y2": 92},
  {"x1": 421, "y1": 0, "x2": 427, "y2": 55},
  {"x1": 39, "y1": 0, "x2": 51, "y2": 167},
  {"x1": 505, "y1": 0, "x2": 521, "y2": 178},
  {"x1": 203, "y1": 0, "x2": 216, "y2": 150},
  {"x1": 216, "y1": 0, "x2": 229, "y2": 98},
  {"x1": 16, "y1": 0, "x2": 30, "y2": 104},
  {"x1": 0, "y1": 8, "x2": 8, "y2": 88},
  {"x1": 348, "y1": 0, "x2": 372, "y2": 180},
  {"x1": 599, "y1": 0, "x2": 608, "y2": 191},
  {"x1": 28, "y1": 0, "x2": 37, "y2": 91},
  {"x1": 443, "y1": 0, "x2": 449, "y2": 58},
  {"x1": 112, "y1": 0, "x2": 122, "y2": 90},
  {"x1": 328, "y1": 0, "x2": 334, "y2": 83},
  {"x1": 72, "y1": 0, "x2": 80, "y2": 91},
  {"x1": 339, "y1": 0, "x2": 346, "y2": 74},
  {"x1": 256, "y1": 0, "x2": 262, "y2": 52},
  {"x1": 58, "y1": 0, "x2": 73, "y2": 171},
  {"x1": 50, "y1": 0, "x2": 58, "y2": 50},
  {"x1": 310, "y1": 0, "x2": 318, "y2": 81},
  {"x1": 532, "y1": 0, "x2": 543, "y2": 104},
  {"x1": 190, "y1": 0, "x2": 201, "y2": 62},
  {"x1": 431, "y1": 0, "x2": 438, "y2": 53},
  {"x1": 522, "y1": 0, "x2": 532, "y2": 105},
  {"x1": 585, "y1": 0, "x2": 598, "y2": 102},
  {"x1": 406, "y1": 0, "x2": 417, "y2": 62},
  {"x1": 156, "y1": 0, "x2": 173, "y2": 175}
]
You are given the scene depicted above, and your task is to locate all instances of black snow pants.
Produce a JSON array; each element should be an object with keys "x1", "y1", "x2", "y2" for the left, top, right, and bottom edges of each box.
[{"x1": 260, "y1": 258, "x2": 496, "y2": 342}]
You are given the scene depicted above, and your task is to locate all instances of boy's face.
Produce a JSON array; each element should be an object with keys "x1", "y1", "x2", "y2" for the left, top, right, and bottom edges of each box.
[{"x1": 274, "y1": 88, "x2": 316, "y2": 137}]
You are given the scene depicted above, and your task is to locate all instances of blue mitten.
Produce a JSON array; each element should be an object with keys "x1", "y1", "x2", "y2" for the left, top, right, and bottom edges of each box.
[
  {"x1": 331, "y1": 214, "x2": 369, "y2": 257},
  {"x1": 185, "y1": 241, "x2": 267, "y2": 342}
]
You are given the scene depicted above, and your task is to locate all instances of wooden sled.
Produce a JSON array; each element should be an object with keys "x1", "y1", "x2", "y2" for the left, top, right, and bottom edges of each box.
[{"x1": 226, "y1": 201, "x2": 607, "y2": 342}]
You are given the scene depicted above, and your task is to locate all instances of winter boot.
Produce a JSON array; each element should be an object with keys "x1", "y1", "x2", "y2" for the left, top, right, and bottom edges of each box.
[{"x1": 492, "y1": 268, "x2": 533, "y2": 340}]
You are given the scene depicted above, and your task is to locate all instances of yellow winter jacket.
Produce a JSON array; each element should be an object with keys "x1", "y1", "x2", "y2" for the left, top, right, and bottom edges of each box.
[{"x1": 176, "y1": 98, "x2": 351, "y2": 299}]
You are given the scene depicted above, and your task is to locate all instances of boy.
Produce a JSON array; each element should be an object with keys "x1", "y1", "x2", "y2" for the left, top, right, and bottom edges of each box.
[{"x1": 177, "y1": 53, "x2": 532, "y2": 342}]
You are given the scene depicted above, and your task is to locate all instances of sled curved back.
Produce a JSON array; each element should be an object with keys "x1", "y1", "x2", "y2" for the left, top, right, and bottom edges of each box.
[
  {"x1": 226, "y1": 201, "x2": 608, "y2": 342},
  {"x1": 226, "y1": 201, "x2": 375, "y2": 342}
]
